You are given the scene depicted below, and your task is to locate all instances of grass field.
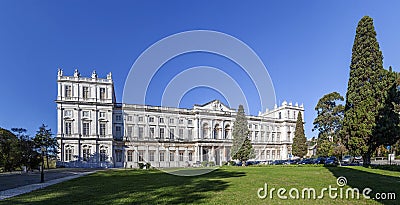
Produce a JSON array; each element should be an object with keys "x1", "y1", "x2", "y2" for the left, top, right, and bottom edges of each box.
[{"x1": 1, "y1": 166, "x2": 399, "y2": 205}]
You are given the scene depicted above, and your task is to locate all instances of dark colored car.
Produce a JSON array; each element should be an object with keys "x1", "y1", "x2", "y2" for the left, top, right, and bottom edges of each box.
[
  {"x1": 298, "y1": 158, "x2": 315, "y2": 165},
  {"x1": 314, "y1": 157, "x2": 326, "y2": 164},
  {"x1": 325, "y1": 156, "x2": 339, "y2": 165},
  {"x1": 270, "y1": 160, "x2": 285, "y2": 165}
]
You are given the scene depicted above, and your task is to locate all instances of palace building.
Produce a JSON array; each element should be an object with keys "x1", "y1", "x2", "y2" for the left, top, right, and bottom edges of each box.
[{"x1": 56, "y1": 69, "x2": 304, "y2": 168}]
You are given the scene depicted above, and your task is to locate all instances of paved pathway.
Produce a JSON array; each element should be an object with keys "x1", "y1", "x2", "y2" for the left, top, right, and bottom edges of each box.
[{"x1": 0, "y1": 168, "x2": 99, "y2": 200}]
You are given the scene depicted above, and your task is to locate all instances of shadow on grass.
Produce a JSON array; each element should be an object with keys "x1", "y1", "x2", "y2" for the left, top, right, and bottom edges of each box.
[
  {"x1": 1, "y1": 168, "x2": 246, "y2": 205},
  {"x1": 326, "y1": 166, "x2": 399, "y2": 205}
]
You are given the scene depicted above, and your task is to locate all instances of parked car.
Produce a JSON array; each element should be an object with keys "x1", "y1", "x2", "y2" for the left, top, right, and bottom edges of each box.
[
  {"x1": 284, "y1": 159, "x2": 300, "y2": 165},
  {"x1": 298, "y1": 158, "x2": 315, "y2": 165},
  {"x1": 342, "y1": 155, "x2": 354, "y2": 164},
  {"x1": 325, "y1": 156, "x2": 339, "y2": 165},
  {"x1": 314, "y1": 157, "x2": 326, "y2": 164},
  {"x1": 354, "y1": 156, "x2": 363, "y2": 162},
  {"x1": 270, "y1": 160, "x2": 285, "y2": 165}
]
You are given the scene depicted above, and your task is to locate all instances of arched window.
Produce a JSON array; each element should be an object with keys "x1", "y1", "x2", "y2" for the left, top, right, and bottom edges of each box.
[
  {"x1": 65, "y1": 145, "x2": 73, "y2": 161},
  {"x1": 224, "y1": 124, "x2": 230, "y2": 139},
  {"x1": 214, "y1": 124, "x2": 220, "y2": 139},
  {"x1": 203, "y1": 123, "x2": 209, "y2": 138}
]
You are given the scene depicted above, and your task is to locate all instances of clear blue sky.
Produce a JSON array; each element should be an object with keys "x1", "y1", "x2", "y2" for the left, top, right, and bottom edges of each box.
[{"x1": 1, "y1": 1, "x2": 400, "y2": 139}]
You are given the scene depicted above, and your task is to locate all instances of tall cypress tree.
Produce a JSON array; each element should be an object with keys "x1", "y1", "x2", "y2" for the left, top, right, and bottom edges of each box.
[
  {"x1": 341, "y1": 16, "x2": 399, "y2": 166},
  {"x1": 231, "y1": 105, "x2": 254, "y2": 165},
  {"x1": 292, "y1": 112, "x2": 307, "y2": 158}
]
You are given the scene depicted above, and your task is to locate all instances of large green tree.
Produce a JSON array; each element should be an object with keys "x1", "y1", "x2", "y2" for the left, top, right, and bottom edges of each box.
[
  {"x1": 313, "y1": 92, "x2": 346, "y2": 157},
  {"x1": 33, "y1": 124, "x2": 58, "y2": 169},
  {"x1": 0, "y1": 128, "x2": 19, "y2": 171},
  {"x1": 292, "y1": 112, "x2": 307, "y2": 158},
  {"x1": 231, "y1": 105, "x2": 254, "y2": 165},
  {"x1": 341, "y1": 16, "x2": 400, "y2": 166}
]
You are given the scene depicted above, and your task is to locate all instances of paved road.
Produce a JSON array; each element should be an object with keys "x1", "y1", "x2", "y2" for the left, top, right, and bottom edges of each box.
[{"x1": 0, "y1": 168, "x2": 100, "y2": 191}]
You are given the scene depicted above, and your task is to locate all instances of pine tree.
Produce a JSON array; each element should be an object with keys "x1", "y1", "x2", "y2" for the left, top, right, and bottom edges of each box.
[
  {"x1": 341, "y1": 16, "x2": 400, "y2": 166},
  {"x1": 231, "y1": 105, "x2": 254, "y2": 165},
  {"x1": 292, "y1": 112, "x2": 307, "y2": 158},
  {"x1": 33, "y1": 124, "x2": 58, "y2": 169}
]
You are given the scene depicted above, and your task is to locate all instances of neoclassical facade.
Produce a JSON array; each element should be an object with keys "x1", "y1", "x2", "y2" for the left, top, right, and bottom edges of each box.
[{"x1": 56, "y1": 70, "x2": 304, "y2": 168}]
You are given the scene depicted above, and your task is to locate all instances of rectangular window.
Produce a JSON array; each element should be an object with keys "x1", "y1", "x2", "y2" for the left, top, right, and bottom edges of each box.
[
  {"x1": 100, "y1": 88, "x2": 106, "y2": 100},
  {"x1": 179, "y1": 119, "x2": 184, "y2": 124},
  {"x1": 83, "y1": 148, "x2": 91, "y2": 161},
  {"x1": 138, "y1": 116, "x2": 144, "y2": 122},
  {"x1": 169, "y1": 118, "x2": 174, "y2": 124},
  {"x1": 83, "y1": 111, "x2": 90, "y2": 118},
  {"x1": 188, "y1": 129, "x2": 193, "y2": 139},
  {"x1": 255, "y1": 131, "x2": 259, "y2": 141},
  {"x1": 149, "y1": 127, "x2": 155, "y2": 138},
  {"x1": 149, "y1": 117, "x2": 154, "y2": 123},
  {"x1": 82, "y1": 122, "x2": 90, "y2": 136},
  {"x1": 138, "y1": 150, "x2": 144, "y2": 162},
  {"x1": 83, "y1": 86, "x2": 89, "y2": 99},
  {"x1": 169, "y1": 128, "x2": 174, "y2": 139},
  {"x1": 116, "y1": 126, "x2": 122, "y2": 137},
  {"x1": 139, "y1": 127, "x2": 144, "y2": 139},
  {"x1": 116, "y1": 150, "x2": 122, "y2": 162},
  {"x1": 179, "y1": 128, "x2": 183, "y2": 139},
  {"x1": 261, "y1": 150, "x2": 265, "y2": 159},
  {"x1": 159, "y1": 151, "x2": 165, "y2": 161},
  {"x1": 66, "y1": 149, "x2": 72, "y2": 161},
  {"x1": 65, "y1": 122, "x2": 72, "y2": 135},
  {"x1": 267, "y1": 150, "x2": 271, "y2": 159},
  {"x1": 159, "y1": 128, "x2": 164, "y2": 139},
  {"x1": 100, "y1": 150, "x2": 106, "y2": 162},
  {"x1": 127, "y1": 150, "x2": 133, "y2": 162},
  {"x1": 64, "y1": 110, "x2": 72, "y2": 117},
  {"x1": 189, "y1": 152, "x2": 193, "y2": 161},
  {"x1": 255, "y1": 125, "x2": 258, "y2": 129},
  {"x1": 179, "y1": 151, "x2": 184, "y2": 161},
  {"x1": 127, "y1": 116, "x2": 133, "y2": 121},
  {"x1": 272, "y1": 133, "x2": 275, "y2": 142},
  {"x1": 277, "y1": 150, "x2": 281, "y2": 159},
  {"x1": 65, "y1": 85, "x2": 72, "y2": 98},
  {"x1": 127, "y1": 126, "x2": 133, "y2": 137},
  {"x1": 116, "y1": 115, "x2": 122, "y2": 121},
  {"x1": 272, "y1": 150, "x2": 276, "y2": 159},
  {"x1": 99, "y1": 112, "x2": 106, "y2": 118},
  {"x1": 149, "y1": 151, "x2": 155, "y2": 162},
  {"x1": 169, "y1": 151, "x2": 174, "y2": 161},
  {"x1": 188, "y1": 119, "x2": 193, "y2": 125},
  {"x1": 277, "y1": 133, "x2": 281, "y2": 142},
  {"x1": 100, "y1": 123, "x2": 106, "y2": 137},
  {"x1": 159, "y1": 117, "x2": 164, "y2": 123}
]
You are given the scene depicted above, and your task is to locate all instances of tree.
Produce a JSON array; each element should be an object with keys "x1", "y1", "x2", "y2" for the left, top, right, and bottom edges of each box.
[
  {"x1": 292, "y1": 112, "x2": 307, "y2": 158},
  {"x1": 33, "y1": 124, "x2": 58, "y2": 169},
  {"x1": 0, "y1": 128, "x2": 19, "y2": 171},
  {"x1": 231, "y1": 105, "x2": 254, "y2": 165},
  {"x1": 341, "y1": 16, "x2": 400, "y2": 166},
  {"x1": 313, "y1": 92, "x2": 346, "y2": 157},
  {"x1": 11, "y1": 128, "x2": 41, "y2": 171}
]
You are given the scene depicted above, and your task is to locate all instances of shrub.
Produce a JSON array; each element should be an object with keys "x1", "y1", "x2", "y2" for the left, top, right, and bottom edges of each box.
[
  {"x1": 145, "y1": 162, "x2": 151, "y2": 169},
  {"x1": 208, "y1": 161, "x2": 215, "y2": 167},
  {"x1": 228, "y1": 161, "x2": 236, "y2": 166},
  {"x1": 370, "y1": 164, "x2": 400, "y2": 172},
  {"x1": 138, "y1": 163, "x2": 145, "y2": 169},
  {"x1": 201, "y1": 161, "x2": 208, "y2": 167}
]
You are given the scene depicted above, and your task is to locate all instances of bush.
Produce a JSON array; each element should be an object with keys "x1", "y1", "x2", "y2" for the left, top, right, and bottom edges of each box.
[
  {"x1": 138, "y1": 163, "x2": 145, "y2": 169},
  {"x1": 201, "y1": 161, "x2": 208, "y2": 167},
  {"x1": 228, "y1": 161, "x2": 236, "y2": 166},
  {"x1": 145, "y1": 162, "x2": 151, "y2": 169},
  {"x1": 370, "y1": 164, "x2": 400, "y2": 172},
  {"x1": 208, "y1": 161, "x2": 215, "y2": 167}
]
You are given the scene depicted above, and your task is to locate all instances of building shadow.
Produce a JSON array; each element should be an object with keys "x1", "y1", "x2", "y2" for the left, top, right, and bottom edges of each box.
[
  {"x1": 326, "y1": 166, "x2": 399, "y2": 205},
  {"x1": 1, "y1": 168, "x2": 246, "y2": 205}
]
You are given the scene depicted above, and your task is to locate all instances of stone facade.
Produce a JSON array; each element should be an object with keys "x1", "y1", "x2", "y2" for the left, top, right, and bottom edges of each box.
[{"x1": 56, "y1": 70, "x2": 304, "y2": 168}]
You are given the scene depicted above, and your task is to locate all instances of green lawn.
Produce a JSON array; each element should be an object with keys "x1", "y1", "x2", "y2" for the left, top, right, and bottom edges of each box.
[{"x1": 1, "y1": 166, "x2": 399, "y2": 205}]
